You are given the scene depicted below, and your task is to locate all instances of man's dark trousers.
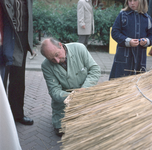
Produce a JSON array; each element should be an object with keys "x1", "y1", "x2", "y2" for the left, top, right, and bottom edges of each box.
[{"x1": 5, "y1": 31, "x2": 28, "y2": 120}]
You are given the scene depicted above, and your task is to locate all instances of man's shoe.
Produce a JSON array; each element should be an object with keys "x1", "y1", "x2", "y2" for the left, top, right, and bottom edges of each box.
[
  {"x1": 16, "y1": 116, "x2": 34, "y2": 125},
  {"x1": 54, "y1": 128, "x2": 64, "y2": 137}
]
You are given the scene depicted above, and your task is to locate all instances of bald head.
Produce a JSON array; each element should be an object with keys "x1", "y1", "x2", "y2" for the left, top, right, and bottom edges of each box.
[
  {"x1": 40, "y1": 38, "x2": 66, "y2": 64},
  {"x1": 40, "y1": 38, "x2": 61, "y2": 57}
]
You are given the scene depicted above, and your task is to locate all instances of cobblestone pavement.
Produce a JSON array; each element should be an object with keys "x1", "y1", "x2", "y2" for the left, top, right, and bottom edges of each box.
[{"x1": 16, "y1": 71, "x2": 109, "y2": 150}]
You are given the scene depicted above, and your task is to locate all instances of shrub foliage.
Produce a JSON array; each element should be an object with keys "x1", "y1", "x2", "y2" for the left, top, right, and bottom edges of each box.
[{"x1": 33, "y1": 1, "x2": 122, "y2": 45}]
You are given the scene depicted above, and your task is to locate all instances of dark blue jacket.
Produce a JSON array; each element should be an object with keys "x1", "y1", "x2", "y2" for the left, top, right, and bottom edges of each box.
[{"x1": 110, "y1": 10, "x2": 152, "y2": 79}]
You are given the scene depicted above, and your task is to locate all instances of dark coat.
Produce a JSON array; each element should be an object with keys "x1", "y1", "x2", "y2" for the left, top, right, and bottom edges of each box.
[
  {"x1": 110, "y1": 10, "x2": 152, "y2": 79},
  {"x1": 1, "y1": 0, "x2": 33, "y2": 66}
]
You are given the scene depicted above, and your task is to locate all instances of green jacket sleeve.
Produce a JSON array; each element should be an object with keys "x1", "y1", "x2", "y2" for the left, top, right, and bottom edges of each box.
[
  {"x1": 79, "y1": 45, "x2": 101, "y2": 88},
  {"x1": 41, "y1": 61, "x2": 70, "y2": 103}
]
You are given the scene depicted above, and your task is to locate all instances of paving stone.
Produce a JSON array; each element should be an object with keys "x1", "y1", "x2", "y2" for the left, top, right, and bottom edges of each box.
[
  {"x1": 21, "y1": 142, "x2": 37, "y2": 150},
  {"x1": 19, "y1": 130, "x2": 39, "y2": 141}
]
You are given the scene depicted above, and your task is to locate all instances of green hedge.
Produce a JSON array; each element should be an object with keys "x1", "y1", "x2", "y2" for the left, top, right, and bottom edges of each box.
[
  {"x1": 33, "y1": 1, "x2": 122, "y2": 45},
  {"x1": 93, "y1": 5, "x2": 122, "y2": 45}
]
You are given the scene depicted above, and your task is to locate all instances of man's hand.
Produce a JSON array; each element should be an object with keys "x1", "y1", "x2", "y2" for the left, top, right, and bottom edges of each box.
[
  {"x1": 130, "y1": 39, "x2": 139, "y2": 47},
  {"x1": 139, "y1": 38, "x2": 147, "y2": 46},
  {"x1": 64, "y1": 91, "x2": 75, "y2": 107}
]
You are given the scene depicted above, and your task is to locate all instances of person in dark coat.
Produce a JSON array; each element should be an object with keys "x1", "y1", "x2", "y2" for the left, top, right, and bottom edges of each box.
[
  {"x1": 109, "y1": 0, "x2": 152, "y2": 79},
  {"x1": 1, "y1": 0, "x2": 34, "y2": 125}
]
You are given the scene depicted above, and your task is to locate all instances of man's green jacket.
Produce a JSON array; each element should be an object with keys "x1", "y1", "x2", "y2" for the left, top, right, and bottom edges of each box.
[{"x1": 41, "y1": 42, "x2": 101, "y2": 128}]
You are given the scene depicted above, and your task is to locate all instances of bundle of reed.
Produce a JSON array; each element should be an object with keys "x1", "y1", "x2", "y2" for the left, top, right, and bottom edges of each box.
[{"x1": 60, "y1": 71, "x2": 152, "y2": 150}]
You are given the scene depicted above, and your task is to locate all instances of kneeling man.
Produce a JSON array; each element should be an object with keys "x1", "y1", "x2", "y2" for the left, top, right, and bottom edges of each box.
[{"x1": 41, "y1": 38, "x2": 101, "y2": 136}]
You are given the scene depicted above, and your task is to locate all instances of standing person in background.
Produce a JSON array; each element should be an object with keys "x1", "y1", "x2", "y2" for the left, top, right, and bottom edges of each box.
[
  {"x1": 77, "y1": 0, "x2": 94, "y2": 47},
  {"x1": 109, "y1": 0, "x2": 152, "y2": 79},
  {"x1": 1, "y1": 0, "x2": 34, "y2": 125}
]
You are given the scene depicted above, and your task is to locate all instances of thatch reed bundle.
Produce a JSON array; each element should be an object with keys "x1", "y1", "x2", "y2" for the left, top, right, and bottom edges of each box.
[{"x1": 60, "y1": 71, "x2": 152, "y2": 150}]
